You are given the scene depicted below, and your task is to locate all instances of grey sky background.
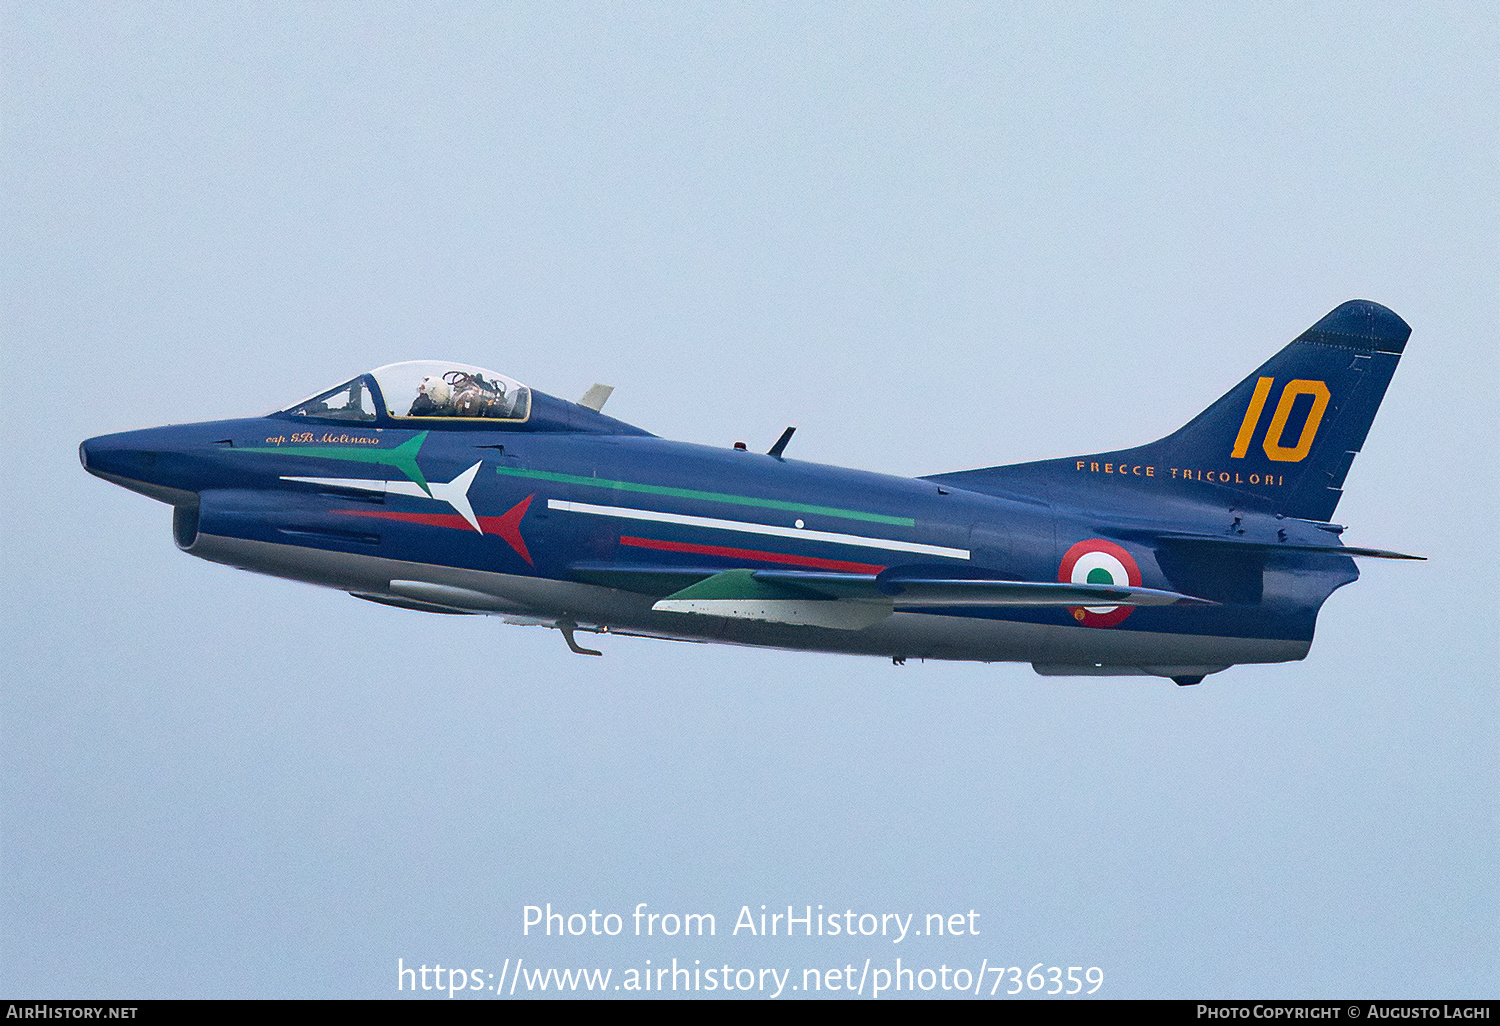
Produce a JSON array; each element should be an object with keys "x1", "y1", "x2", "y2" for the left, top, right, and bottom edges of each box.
[{"x1": 3, "y1": 2, "x2": 1496, "y2": 998}]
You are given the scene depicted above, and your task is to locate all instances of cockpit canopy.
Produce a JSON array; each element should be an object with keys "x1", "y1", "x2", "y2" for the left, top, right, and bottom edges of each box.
[{"x1": 282, "y1": 361, "x2": 532, "y2": 423}]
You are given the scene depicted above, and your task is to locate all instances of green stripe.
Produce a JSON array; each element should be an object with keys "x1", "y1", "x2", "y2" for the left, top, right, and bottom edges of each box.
[{"x1": 493, "y1": 466, "x2": 915, "y2": 526}]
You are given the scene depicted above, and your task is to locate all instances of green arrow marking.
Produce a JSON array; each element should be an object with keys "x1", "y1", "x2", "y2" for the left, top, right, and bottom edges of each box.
[
  {"x1": 236, "y1": 431, "x2": 432, "y2": 494},
  {"x1": 492, "y1": 466, "x2": 914, "y2": 526}
]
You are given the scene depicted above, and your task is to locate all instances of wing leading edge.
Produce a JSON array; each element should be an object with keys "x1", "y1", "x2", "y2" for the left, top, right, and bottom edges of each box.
[{"x1": 569, "y1": 563, "x2": 1212, "y2": 630}]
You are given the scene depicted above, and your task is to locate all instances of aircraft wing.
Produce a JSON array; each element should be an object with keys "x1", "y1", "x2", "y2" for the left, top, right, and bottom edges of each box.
[
  {"x1": 752, "y1": 569, "x2": 1214, "y2": 607},
  {"x1": 568, "y1": 564, "x2": 1212, "y2": 630}
]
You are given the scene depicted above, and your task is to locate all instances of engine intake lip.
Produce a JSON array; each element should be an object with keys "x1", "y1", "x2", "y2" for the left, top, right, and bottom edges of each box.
[{"x1": 173, "y1": 503, "x2": 201, "y2": 550}]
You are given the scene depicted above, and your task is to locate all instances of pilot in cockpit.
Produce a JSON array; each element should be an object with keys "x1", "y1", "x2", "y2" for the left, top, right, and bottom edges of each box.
[
  {"x1": 449, "y1": 371, "x2": 513, "y2": 417},
  {"x1": 402, "y1": 368, "x2": 520, "y2": 418},
  {"x1": 408, "y1": 375, "x2": 453, "y2": 417}
]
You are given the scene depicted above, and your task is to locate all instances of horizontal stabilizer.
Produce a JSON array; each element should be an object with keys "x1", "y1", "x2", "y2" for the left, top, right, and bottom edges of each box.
[{"x1": 1155, "y1": 534, "x2": 1425, "y2": 560}]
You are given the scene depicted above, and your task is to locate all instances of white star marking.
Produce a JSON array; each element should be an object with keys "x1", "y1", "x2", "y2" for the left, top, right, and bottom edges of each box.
[{"x1": 281, "y1": 462, "x2": 485, "y2": 533}]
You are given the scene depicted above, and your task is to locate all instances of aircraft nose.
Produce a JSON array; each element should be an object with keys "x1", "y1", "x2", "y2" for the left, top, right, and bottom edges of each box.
[
  {"x1": 79, "y1": 425, "x2": 207, "y2": 504},
  {"x1": 80, "y1": 429, "x2": 164, "y2": 482}
]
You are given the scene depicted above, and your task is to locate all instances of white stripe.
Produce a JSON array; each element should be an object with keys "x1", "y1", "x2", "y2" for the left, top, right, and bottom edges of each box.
[
  {"x1": 547, "y1": 499, "x2": 970, "y2": 559},
  {"x1": 282, "y1": 467, "x2": 484, "y2": 534},
  {"x1": 284, "y1": 475, "x2": 388, "y2": 493}
]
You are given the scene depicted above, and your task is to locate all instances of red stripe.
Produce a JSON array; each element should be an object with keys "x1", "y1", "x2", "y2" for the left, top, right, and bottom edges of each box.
[
  {"x1": 619, "y1": 535, "x2": 885, "y2": 574},
  {"x1": 331, "y1": 514, "x2": 885, "y2": 574},
  {"x1": 337, "y1": 509, "x2": 522, "y2": 533},
  {"x1": 336, "y1": 500, "x2": 535, "y2": 566}
]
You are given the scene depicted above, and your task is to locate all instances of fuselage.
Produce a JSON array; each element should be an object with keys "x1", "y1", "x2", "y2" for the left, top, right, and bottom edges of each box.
[
  {"x1": 80, "y1": 402, "x2": 1348, "y2": 676},
  {"x1": 81, "y1": 302, "x2": 1418, "y2": 683}
]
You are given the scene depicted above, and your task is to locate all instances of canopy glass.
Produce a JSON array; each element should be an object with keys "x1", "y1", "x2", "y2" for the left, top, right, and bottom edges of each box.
[{"x1": 283, "y1": 362, "x2": 532, "y2": 423}]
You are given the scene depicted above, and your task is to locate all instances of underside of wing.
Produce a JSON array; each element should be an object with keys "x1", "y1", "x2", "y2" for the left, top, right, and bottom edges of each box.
[
  {"x1": 858, "y1": 573, "x2": 1214, "y2": 608},
  {"x1": 598, "y1": 564, "x2": 1215, "y2": 630}
]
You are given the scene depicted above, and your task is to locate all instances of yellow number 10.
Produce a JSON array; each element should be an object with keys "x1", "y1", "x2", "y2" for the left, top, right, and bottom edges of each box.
[{"x1": 1231, "y1": 377, "x2": 1331, "y2": 463}]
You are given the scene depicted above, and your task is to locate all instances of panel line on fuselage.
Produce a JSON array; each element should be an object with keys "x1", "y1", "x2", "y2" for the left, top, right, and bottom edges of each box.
[{"x1": 547, "y1": 499, "x2": 970, "y2": 560}]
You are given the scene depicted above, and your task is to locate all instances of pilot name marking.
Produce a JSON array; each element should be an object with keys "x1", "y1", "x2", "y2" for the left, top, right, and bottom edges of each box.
[
  {"x1": 1075, "y1": 461, "x2": 1284, "y2": 487},
  {"x1": 264, "y1": 432, "x2": 382, "y2": 446}
]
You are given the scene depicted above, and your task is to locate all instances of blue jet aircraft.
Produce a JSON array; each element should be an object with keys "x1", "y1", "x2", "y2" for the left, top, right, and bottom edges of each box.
[{"x1": 82, "y1": 300, "x2": 1420, "y2": 685}]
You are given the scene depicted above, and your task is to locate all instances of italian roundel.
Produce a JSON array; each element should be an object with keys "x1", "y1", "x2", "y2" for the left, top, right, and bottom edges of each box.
[{"x1": 1058, "y1": 539, "x2": 1141, "y2": 628}]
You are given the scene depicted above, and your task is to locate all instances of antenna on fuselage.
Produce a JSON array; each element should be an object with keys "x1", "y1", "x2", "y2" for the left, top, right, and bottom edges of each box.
[
  {"x1": 768, "y1": 426, "x2": 796, "y2": 459},
  {"x1": 578, "y1": 384, "x2": 614, "y2": 412}
]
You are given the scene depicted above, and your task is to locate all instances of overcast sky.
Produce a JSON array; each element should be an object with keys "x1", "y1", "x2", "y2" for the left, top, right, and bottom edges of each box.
[{"x1": 3, "y1": 2, "x2": 1496, "y2": 999}]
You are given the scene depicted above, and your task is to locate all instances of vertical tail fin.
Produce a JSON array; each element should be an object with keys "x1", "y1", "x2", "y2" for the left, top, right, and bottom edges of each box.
[
  {"x1": 1137, "y1": 300, "x2": 1409, "y2": 519},
  {"x1": 933, "y1": 301, "x2": 1411, "y2": 521}
]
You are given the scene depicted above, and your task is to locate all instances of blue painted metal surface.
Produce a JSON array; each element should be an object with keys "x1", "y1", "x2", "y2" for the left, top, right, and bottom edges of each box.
[{"x1": 79, "y1": 301, "x2": 1420, "y2": 682}]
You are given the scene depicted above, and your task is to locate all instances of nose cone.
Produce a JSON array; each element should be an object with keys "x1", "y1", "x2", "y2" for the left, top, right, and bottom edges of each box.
[
  {"x1": 80, "y1": 425, "x2": 204, "y2": 505},
  {"x1": 80, "y1": 430, "x2": 156, "y2": 479}
]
